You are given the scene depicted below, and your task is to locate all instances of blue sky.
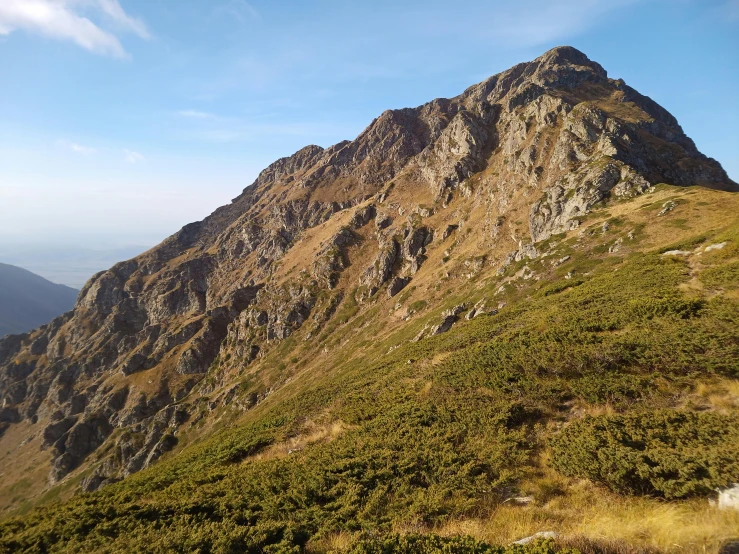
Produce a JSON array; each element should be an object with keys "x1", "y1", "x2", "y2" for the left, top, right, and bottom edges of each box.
[{"x1": 0, "y1": 0, "x2": 737, "y2": 250}]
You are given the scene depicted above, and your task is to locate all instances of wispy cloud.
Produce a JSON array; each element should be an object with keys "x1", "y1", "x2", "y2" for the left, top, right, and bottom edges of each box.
[
  {"x1": 177, "y1": 109, "x2": 220, "y2": 120},
  {"x1": 0, "y1": 0, "x2": 149, "y2": 59},
  {"x1": 123, "y1": 149, "x2": 145, "y2": 164},
  {"x1": 57, "y1": 139, "x2": 96, "y2": 155},
  {"x1": 95, "y1": 0, "x2": 150, "y2": 38},
  {"x1": 212, "y1": 0, "x2": 262, "y2": 24}
]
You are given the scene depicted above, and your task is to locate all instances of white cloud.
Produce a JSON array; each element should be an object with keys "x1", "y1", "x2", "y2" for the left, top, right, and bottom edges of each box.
[
  {"x1": 93, "y1": 0, "x2": 149, "y2": 38},
  {"x1": 57, "y1": 139, "x2": 96, "y2": 155},
  {"x1": 0, "y1": 0, "x2": 149, "y2": 59},
  {"x1": 123, "y1": 149, "x2": 145, "y2": 164}
]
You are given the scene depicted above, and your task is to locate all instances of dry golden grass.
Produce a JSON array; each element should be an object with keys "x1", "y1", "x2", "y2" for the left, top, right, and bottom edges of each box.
[
  {"x1": 432, "y1": 475, "x2": 739, "y2": 553},
  {"x1": 247, "y1": 419, "x2": 349, "y2": 463},
  {"x1": 689, "y1": 379, "x2": 739, "y2": 412},
  {"x1": 305, "y1": 531, "x2": 355, "y2": 553},
  {"x1": 0, "y1": 421, "x2": 51, "y2": 514}
]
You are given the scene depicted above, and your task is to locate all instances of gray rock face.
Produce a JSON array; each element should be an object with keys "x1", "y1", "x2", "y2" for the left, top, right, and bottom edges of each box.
[
  {"x1": 417, "y1": 110, "x2": 490, "y2": 200},
  {"x1": 311, "y1": 227, "x2": 358, "y2": 289},
  {"x1": 416, "y1": 304, "x2": 468, "y2": 339},
  {"x1": 402, "y1": 226, "x2": 433, "y2": 275},
  {"x1": 387, "y1": 277, "x2": 409, "y2": 298},
  {"x1": 0, "y1": 45, "x2": 735, "y2": 488},
  {"x1": 360, "y1": 239, "x2": 400, "y2": 296},
  {"x1": 50, "y1": 415, "x2": 113, "y2": 483}
]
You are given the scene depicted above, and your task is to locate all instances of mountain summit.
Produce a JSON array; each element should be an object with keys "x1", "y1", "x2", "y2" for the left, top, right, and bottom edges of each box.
[{"x1": 1, "y1": 47, "x2": 738, "y2": 551}]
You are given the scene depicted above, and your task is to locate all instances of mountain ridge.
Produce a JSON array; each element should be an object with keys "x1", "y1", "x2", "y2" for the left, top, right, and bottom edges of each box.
[
  {"x1": 0, "y1": 262, "x2": 78, "y2": 338},
  {"x1": 0, "y1": 47, "x2": 737, "y2": 549}
]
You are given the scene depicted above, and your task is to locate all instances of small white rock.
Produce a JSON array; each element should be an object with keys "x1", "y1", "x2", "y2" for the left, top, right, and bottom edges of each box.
[
  {"x1": 718, "y1": 484, "x2": 739, "y2": 510},
  {"x1": 512, "y1": 531, "x2": 559, "y2": 545},
  {"x1": 662, "y1": 250, "x2": 690, "y2": 256},
  {"x1": 705, "y1": 242, "x2": 728, "y2": 252}
]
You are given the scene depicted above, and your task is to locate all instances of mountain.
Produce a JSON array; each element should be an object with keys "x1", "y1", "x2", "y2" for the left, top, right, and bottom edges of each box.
[
  {"x1": 0, "y1": 263, "x2": 78, "y2": 337},
  {"x1": 1, "y1": 47, "x2": 738, "y2": 552}
]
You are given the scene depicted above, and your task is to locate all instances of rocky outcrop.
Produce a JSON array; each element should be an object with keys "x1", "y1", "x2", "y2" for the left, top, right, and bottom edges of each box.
[
  {"x1": 311, "y1": 227, "x2": 358, "y2": 289},
  {"x1": 417, "y1": 110, "x2": 491, "y2": 200},
  {"x1": 401, "y1": 226, "x2": 433, "y2": 275},
  {"x1": 360, "y1": 239, "x2": 399, "y2": 296}
]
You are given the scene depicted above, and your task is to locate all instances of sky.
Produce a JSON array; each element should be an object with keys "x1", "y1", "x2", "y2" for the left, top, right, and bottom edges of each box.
[{"x1": 0, "y1": 0, "x2": 737, "y2": 251}]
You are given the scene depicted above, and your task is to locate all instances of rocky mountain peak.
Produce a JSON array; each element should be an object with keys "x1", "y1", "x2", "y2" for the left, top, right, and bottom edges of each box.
[
  {"x1": 0, "y1": 47, "x2": 736, "y2": 494},
  {"x1": 533, "y1": 45, "x2": 608, "y2": 85}
]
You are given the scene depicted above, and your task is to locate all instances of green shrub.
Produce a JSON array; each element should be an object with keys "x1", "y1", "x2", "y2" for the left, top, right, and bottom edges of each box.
[
  {"x1": 539, "y1": 279, "x2": 584, "y2": 297},
  {"x1": 628, "y1": 297, "x2": 703, "y2": 320},
  {"x1": 702, "y1": 260, "x2": 739, "y2": 290},
  {"x1": 549, "y1": 410, "x2": 739, "y2": 498}
]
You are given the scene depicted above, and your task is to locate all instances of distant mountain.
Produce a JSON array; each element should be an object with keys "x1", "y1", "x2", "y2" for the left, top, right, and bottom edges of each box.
[{"x1": 0, "y1": 262, "x2": 78, "y2": 337}]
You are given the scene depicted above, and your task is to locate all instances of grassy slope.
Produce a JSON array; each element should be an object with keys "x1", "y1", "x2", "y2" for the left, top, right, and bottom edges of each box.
[{"x1": 1, "y1": 184, "x2": 739, "y2": 553}]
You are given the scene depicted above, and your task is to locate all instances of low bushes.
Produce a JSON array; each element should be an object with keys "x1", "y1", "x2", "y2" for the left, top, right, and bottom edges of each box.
[{"x1": 549, "y1": 411, "x2": 739, "y2": 498}]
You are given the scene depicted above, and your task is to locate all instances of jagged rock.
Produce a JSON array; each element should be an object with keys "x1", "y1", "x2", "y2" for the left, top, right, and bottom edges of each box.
[
  {"x1": 42, "y1": 416, "x2": 77, "y2": 449},
  {"x1": 374, "y1": 212, "x2": 392, "y2": 230},
  {"x1": 350, "y1": 204, "x2": 376, "y2": 228},
  {"x1": 658, "y1": 200, "x2": 676, "y2": 216},
  {"x1": 444, "y1": 305, "x2": 467, "y2": 318},
  {"x1": 50, "y1": 415, "x2": 113, "y2": 482},
  {"x1": 609, "y1": 237, "x2": 624, "y2": 253},
  {"x1": 515, "y1": 244, "x2": 539, "y2": 262},
  {"x1": 423, "y1": 304, "x2": 468, "y2": 336},
  {"x1": 387, "y1": 277, "x2": 409, "y2": 298},
  {"x1": 466, "y1": 299, "x2": 496, "y2": 320},
  {"x1": 360, "y1": 239, "x2": 399, "y2": 295},
  {"x1": 417, "y1": 110, "x2": 490, "y2": 200},
  {"x1": 402, "y1": 226, "x2": 433, "y2": 275},
  {"x1": 430, "y1": 315, "x2": 457, "y2": 335},
  {"x1": 441, "y1": 224, "x2": 458, "y2": 241},
  {"x1": 311, "y1": 228, "x2": 357, "y2": 289},
  {"x1": 0, "y1": 406, "x2": 21, "y2": 424}
]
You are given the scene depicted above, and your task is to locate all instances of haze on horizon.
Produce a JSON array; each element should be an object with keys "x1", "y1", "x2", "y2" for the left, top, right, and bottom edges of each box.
[{"x1": 0, "y1": 0, "x2": 737, "y2": 255}]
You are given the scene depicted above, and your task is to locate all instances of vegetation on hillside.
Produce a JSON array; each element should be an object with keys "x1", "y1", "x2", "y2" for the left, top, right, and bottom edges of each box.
[{"x1": 1, "y1": 186, "x2": 738, "y2": 553}]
